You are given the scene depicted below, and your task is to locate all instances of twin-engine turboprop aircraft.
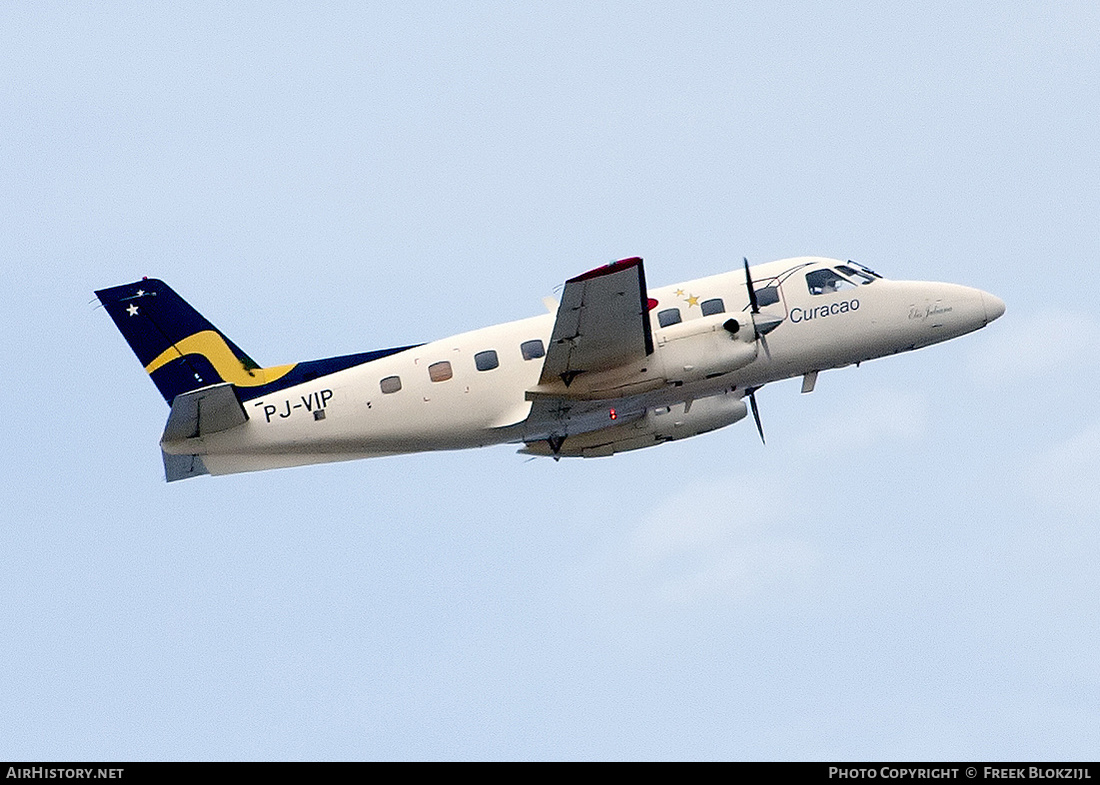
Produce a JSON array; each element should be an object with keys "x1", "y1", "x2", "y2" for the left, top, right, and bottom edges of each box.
[{"x1": 96, "y1": 256, "x2": 1005, "y2": 481}]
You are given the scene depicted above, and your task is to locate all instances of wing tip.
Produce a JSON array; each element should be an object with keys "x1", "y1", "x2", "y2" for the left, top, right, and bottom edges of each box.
[{"x1": 568, "y1": 256, "x2": 643, "y2": 284}]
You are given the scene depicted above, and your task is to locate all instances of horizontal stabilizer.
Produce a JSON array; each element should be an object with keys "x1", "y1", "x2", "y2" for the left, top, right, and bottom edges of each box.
[
  {"x1": 163, "y1": 452, "x2": 209, "y2": 482},
  {"x1": 162, "y1": 383, "x2": 247, "y2": 442}
]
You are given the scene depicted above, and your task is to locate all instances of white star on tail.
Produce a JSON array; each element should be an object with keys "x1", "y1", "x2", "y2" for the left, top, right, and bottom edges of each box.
[{"x1": 127, "y1": 304, "x2": 138, "y2": 316}]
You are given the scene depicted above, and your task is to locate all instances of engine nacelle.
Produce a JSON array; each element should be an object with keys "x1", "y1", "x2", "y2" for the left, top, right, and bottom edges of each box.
[
  {"x1": 524, "y1": 313, "x2": 760, "y2": 401},
  {"x1": 520, "y1": 391, "x2": 749, "y2": 458},
  {"x1": 648, "y1": 392, "x2": 749, "y2": 441},
  {"x1": 654, "y1": 313, "x2": 758, "y2": 385}
]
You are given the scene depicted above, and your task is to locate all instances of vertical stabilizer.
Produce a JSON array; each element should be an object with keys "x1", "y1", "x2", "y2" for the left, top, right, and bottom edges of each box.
[{"x1": 95, "y1": 279, "x2": 279, "y2": 404}]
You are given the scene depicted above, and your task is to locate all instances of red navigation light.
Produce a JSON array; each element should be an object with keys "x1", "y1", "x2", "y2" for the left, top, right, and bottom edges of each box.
[{"x1": 609, "y1": 408, "x2": 617, "y2": 420}]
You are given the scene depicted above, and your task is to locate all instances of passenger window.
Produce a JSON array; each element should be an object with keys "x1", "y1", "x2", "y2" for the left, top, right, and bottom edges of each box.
[
  {"x1": 658, "y1": 308, "x2": 682, "y2": 327},
  {"x1": 520, "y1": 339, "x2": 545, "y2": 360},
  {"x1": 428, "y1": 361, "x2": 453, "y2": 382},
  {"x1": 806, "y1": 269, "x2": 857, "y2": 295},
  {"x1": 380, "y1": 375, "x2": 402, "y2": 394},
  {"x1": 700, "y1": 298, "x2": 725, "y2": 316},
  {"x1": 474, "y1": 350, "x2": 499, "y2": 371}
]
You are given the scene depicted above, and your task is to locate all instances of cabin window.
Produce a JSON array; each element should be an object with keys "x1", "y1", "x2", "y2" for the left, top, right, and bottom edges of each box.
[
  {"x1": 474, "y1": 350, "x2": 499, "y2": 371},
  {"x1": 428, "y1": 361, "x2": 453, "y2": 382},
  {"x1": 380, "y1": 375, "x2": 402, "y2": 394},
  {"x1": 806, "y1": 269, "x2": 857, "y2": 296},
  {"x1": 700, "y1": 298, "x2": 725, "y2": 316},
  {"x1": 658, "y1": 308, "x2": 682, "y2": 327},
  {"x1": 521, "y1": 339, "x2": 545, "y2": 360}
]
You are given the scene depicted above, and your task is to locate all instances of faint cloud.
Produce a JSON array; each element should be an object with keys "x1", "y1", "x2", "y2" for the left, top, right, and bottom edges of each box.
[
  {"x1": 574, "y1": 475, "x2": 823, "y2": 612},
  {"x1": 969, "y1": 309, "x2": 1100, "y2": 382},
  {"x1": 1023, "y1": 419, "x2": 1100, "y2": 518},
  {"x1": 791, "y1": 388, "x2": 929, "y2": 455}
]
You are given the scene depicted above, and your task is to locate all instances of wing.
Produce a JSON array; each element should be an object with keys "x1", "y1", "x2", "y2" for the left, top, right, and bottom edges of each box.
[{"x1": 537, "y1": 256, "x2": 654, "y2": 388}]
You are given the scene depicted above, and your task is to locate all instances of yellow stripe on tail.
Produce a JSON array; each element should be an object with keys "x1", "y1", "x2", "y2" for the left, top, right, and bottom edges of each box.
[{"x1": 144, "y1": 330, "x2": 296, "y2": 387}]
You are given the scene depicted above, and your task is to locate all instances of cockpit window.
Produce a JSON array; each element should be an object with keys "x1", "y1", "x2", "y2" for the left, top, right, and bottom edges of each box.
[
  {"x1": 754, "y1": 286, "x2": 781, "y2": 307},
  {"x1": 806, "y1": 269, "x2": 858, "y2": 295},
  {"x1": 836, "y1": 264, "x2": 876, "y2": 285}
]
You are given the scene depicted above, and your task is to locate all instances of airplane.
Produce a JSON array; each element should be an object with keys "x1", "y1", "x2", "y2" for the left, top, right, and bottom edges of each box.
[{"x1": 96, "y1": 256, "x2": 1005, "y2": 481}]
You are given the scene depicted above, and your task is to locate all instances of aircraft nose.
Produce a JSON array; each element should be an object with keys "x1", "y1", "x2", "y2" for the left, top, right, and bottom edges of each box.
[{"x1": 981, "y1": 291, "x2": 1006, "y2": 324}]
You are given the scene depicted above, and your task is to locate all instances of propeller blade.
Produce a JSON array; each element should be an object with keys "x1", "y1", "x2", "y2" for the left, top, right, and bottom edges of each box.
[
  {"x1": 744, "y1": 258, "x2": 784, "y2": 356},
  {"x1": 747, "y1": 388, "x2": 765, "y2": 444},
  {"x1": 744, "y1": 257, "x2": 765, "y2": 349},
  {"x1": 744, "y1": 257, "x2": 760, "y2": 314}
]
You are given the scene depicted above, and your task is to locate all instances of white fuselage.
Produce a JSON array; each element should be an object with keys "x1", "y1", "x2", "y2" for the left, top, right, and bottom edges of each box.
[{"x1": 163, "y1": 257, "x2": 1004, "y2": 474}]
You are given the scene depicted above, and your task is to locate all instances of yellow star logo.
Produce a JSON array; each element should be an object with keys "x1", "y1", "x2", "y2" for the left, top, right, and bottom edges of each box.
[
  {"x1": 674, "y1": 289, "x2": 685, "y2": 297},
  {"x1": 685, "y1": 294, "x2": 699, "y2": 307}
]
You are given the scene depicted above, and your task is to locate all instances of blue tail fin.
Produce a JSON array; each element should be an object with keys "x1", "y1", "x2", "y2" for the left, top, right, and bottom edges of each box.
[
  {"x1": 98, "y1": 278, "x2": 422, "y2": 406},
  {"x1": 95, "y1": 278, "x2": 277, "y2": 404}
]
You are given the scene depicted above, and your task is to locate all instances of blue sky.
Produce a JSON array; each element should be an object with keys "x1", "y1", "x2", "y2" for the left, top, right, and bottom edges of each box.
[{"x1": 2, "y1": 2, "x2": 1098, "y2": 760}]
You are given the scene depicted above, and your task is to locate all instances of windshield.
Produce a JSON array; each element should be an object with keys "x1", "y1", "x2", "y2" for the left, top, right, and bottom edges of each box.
[
  {"x1": 835, "y1": 264, "x2": 877, "y2": 285},
  {"x1": 843, "y1": 260, "x2": 883, "y2": 280},
  {"x1": 806, "y1": 268, "x2": 859, "y2": 295}
]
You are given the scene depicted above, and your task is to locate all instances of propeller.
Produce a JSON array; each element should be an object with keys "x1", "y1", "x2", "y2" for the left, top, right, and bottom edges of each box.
[
  {"x1": 743, "y1": 257, "x2": 784, "y2": 358},
  {"x1": 744, "y1": 257, "x2": 760, "y2": 313},
  {"x1": 742, "y1": 258, "x2": 783, "y2": 445},
  {"x1": 746, "y1": 386, "x2": 765, "y2": 445}
]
